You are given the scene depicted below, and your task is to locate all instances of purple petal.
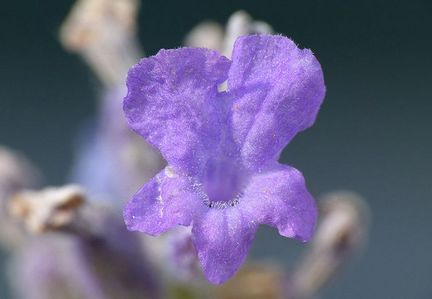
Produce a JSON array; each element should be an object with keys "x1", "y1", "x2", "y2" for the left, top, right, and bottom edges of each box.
[
  {"x1": 124, "y1": 169, "x2": 205, "y2": 235},
  {"x1": 191, "y1": 208, "x2": 257, "y2": 284},
  {"x1": 124, "y1": 48, "x2": 231, "y2": 175},
  {"x1": 227, "y1": 35, "x2": 325, "y2": 170},
  {"x1": 241, "y1": 164, "x2": 317, "y2": 241}
]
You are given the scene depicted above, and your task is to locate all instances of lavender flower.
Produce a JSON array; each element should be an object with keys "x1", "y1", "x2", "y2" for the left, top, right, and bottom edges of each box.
[{"x1": 123, "y1": 34, "x2": 326, "y2": 284}]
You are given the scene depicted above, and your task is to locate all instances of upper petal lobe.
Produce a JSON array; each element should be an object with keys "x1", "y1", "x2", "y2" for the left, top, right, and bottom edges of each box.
[
  {"x1": 124, "y1": 48, "x2": 231, "y2": 175},
  {"x1": 227, "y1": 35, "x2": 325, "y2": 170}
]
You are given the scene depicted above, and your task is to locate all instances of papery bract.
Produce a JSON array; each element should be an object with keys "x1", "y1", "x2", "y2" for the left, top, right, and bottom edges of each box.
[{"x1": 123, "y1": 34, "x2": 325, "y2": 284}]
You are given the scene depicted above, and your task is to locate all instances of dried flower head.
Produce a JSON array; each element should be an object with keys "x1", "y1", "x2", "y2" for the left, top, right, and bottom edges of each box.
[
  {"x1": 10, "y1": 185, "x2": 84, "y2": 233},
  {"x1": 123, "y1": 34, "x2": 326, "y2": 284}
]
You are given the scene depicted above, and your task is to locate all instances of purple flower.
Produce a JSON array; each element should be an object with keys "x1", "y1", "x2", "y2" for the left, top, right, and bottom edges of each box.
[{"x1": 123, "y1": 34, "x2": 325, "y2": 284}]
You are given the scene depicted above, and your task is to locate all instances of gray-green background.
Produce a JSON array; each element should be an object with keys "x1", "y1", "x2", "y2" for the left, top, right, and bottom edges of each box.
[{"x1": 1, "y1": 0, "x2": 431, "y2": 298}]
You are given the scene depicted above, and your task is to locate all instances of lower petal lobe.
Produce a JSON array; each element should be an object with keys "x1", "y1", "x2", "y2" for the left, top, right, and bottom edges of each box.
[
  {"x1": 191, "y1": 208, "x2": 257, "y2": 284},
  {"x1": 242, "y1": 164, "x2": 317, "y2": 242},
  {"x1": 124, "y1": 169, "x2": 204, "y2": 236}
]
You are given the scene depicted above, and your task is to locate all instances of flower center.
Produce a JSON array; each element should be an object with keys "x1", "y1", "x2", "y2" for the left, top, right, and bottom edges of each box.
[{"x1": 200, "y1": 160, "x2": 244, "y2": 209}]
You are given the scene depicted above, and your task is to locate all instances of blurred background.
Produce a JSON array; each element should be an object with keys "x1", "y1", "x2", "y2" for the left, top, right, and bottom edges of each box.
[{"x1": 1, "y1": 0, "x2": 431, "y2": 298}]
